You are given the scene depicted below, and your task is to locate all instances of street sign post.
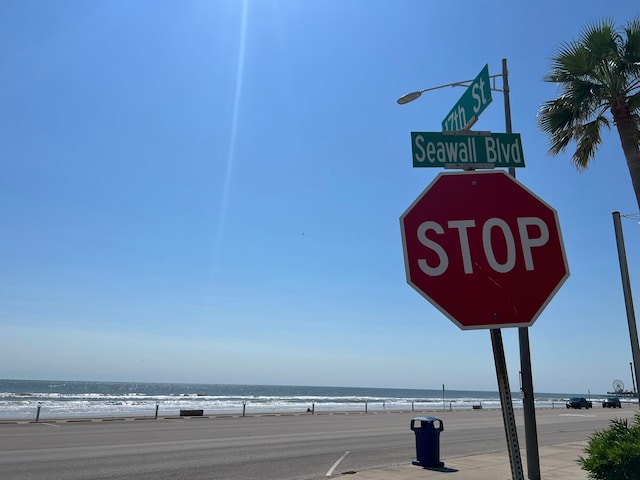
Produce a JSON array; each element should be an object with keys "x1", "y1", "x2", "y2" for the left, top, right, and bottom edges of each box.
[
  {"x1": 441, "y1": 64, "x2": 492, "y2": 131},
  {"x1": 400, "y1": 170, "x2": 569, "y2": 330},
  {"x1": 411, "y1": 131, "x2": 524, "y2": 169},
  {"x1": 401, "y1": 60, "x2": 539, "y2": 480}
]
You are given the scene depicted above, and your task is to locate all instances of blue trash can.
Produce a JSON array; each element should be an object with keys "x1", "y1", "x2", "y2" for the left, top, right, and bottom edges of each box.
[{"x1": 410, "y1": 416, "x2": 444, "y2": 468}]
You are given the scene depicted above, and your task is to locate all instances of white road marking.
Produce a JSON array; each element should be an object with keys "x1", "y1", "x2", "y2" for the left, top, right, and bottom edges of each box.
[{"x1": 326, "y1": 451, "x2": 350, "y2": 476}]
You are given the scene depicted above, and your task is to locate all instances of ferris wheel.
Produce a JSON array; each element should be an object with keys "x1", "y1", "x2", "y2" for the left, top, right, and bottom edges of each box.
[{"x1": 612, "y1": 379, "x2": 625, "y2": 393}]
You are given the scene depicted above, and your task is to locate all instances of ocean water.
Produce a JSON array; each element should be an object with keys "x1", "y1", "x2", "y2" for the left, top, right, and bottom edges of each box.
[{"x1": 0, "y1": 379, "x2": 600, "y2": 421}]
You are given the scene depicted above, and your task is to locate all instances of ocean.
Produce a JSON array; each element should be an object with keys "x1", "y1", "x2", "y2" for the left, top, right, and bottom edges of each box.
[{"x1": 0, "y1": 379, "x2": 599, "y2": 421}]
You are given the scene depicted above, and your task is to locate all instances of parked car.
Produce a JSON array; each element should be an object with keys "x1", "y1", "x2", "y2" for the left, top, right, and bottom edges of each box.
[
  {"x1": 602, "y1": 396, "x2": 621, "y2": 408},
  {"x1": 566, "y1": 397, "x2": 592, "y2": 409}
]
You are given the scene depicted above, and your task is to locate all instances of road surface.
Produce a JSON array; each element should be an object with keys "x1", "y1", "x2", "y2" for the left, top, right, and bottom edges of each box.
[{"x1": 0, "y1": 407, "x2": 634, "y2": 479}]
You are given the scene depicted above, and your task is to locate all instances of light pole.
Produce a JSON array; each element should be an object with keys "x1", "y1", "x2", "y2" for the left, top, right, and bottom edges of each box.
[
  {"x1": 612, "y1": 211, "x2": 640, "y2": 407},
  {"x1": 397, "y1": 59, "x2": 540, "y2": 480}
]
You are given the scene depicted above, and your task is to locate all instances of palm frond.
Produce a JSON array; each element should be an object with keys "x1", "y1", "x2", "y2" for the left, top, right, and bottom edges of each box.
[
  {"x1": 622, "y1": 18, "x2": 640, "y2": 93},
  {"x1": 579, "y1": 18, "x2": 619, "y2": 59},
  {"x1": 622, "y1": 18, "x2": 640, "y2": 64},
  {"x1": 573, "y1": 118, "x2": 608, "y2": 169},
  {"x1": 548, "y1": 42, "x2": 593, "y2": 79},
  {"x1": 538, "y1": 95, "x2": 611, "y2": 164},
  {"x1": 629, "y1": 92, "x2": 640, "y2": 112},
  {"x1": 538, "y1": 99, "x2": 580, "y2": 155}
]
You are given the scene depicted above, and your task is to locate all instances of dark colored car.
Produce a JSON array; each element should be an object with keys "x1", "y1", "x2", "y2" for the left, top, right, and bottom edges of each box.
[
  {"x1": 566, "y1": 397, "x2": 592, "y2": 409},
  {"x1": 602, "y1": 397, "x2": 621, "y2": 408}
]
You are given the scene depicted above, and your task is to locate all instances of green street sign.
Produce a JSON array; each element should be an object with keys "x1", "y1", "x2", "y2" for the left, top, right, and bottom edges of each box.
[
  {"x1": 411, "y1": 131, "x2": 525, "y2": 168},
  {"x1": 441, "y1": 65, "x2": 492, "y2": 131}
]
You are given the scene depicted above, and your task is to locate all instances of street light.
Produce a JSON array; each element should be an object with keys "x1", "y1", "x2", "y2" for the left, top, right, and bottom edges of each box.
[
  {"x1": 397, "y1": 74, "x2": 506, "y2": 105},
  {"x1": 397, "y1": 59, "x2": 540, "y2": 480}
]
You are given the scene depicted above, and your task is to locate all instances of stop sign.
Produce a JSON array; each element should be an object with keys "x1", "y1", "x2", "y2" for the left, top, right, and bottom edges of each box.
[{"x1": 400, "y1": 170, "x2": 569, "y2": 329}]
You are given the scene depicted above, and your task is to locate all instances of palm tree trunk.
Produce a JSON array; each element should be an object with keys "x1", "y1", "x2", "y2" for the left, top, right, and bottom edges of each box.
[{"x1": 614, "y1": 111, "x2": 640, "y2": 211}]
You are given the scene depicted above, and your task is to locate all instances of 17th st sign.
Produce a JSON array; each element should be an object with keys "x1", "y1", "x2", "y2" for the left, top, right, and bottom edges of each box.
[
  {"x1": 411, "y1": 131, "x2": 525, "y2": 169},
  {"x1": 441, "y1": 64, "x2": 492, "y2": 131}
]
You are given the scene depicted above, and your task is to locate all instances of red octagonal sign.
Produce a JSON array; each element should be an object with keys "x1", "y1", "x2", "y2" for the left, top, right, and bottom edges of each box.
[{"x1": 400, "y1": 170, "x2": 569, "y2": 330}]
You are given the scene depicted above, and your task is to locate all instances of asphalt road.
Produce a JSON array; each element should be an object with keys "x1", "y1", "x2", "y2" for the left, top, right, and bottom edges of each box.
[{"x1": 0, "y1": 407, "x2": 636, "y2": 479}]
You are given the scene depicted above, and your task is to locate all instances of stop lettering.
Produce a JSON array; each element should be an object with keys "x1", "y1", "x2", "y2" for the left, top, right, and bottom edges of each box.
[{"x1": 400, "y1": 171, "x2": 569, "y2": 330}]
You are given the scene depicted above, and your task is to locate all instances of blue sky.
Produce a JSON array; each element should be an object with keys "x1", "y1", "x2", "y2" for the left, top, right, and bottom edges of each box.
[{"x1": 2, "y1": 0, "x2": 640, "y2": 394}]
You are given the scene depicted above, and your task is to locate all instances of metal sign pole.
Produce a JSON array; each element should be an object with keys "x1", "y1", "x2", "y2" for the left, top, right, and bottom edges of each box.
[
  {"x1": 491, "y1": 328, "x2": 525, "y2": 480},
  {"x1": 502, "y1": 57, "x2": 541, "y2": 480}
]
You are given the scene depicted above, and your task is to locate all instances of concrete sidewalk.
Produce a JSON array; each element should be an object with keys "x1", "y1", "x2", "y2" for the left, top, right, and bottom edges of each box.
[{"x1": 341, "y1": 441, "x2": 588, "y2": 479}]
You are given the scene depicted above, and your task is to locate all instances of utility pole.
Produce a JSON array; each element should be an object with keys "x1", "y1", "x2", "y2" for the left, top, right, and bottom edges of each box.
[
  {"x1": 503, "y1": 57, "x2": 540, "y2": 480},
  {"x1": 612, "y1": 211, "x2": 640, "y2": 408}
]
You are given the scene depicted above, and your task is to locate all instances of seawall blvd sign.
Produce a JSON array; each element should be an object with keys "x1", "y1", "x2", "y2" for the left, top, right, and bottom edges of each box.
[
  {"x1": 441, "y1": 64, "x2": 492, "y2": 131},
  {"x1": 411, "y1": 131, "x2": 525, "y2": 169}
]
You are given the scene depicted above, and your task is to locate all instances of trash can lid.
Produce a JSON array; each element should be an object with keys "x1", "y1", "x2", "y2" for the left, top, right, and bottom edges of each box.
[
  {"x1": 411, "y1": 416, "x2": 444, "y2": 432},
  {"x1": 411, "y1": 416, "x2": 440, "y2": 422}
]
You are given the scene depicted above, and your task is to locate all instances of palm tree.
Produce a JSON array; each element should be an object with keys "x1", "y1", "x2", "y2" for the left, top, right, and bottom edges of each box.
[{"x1": 538, "y1": 18, "x2": 640, "y2": 209}]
